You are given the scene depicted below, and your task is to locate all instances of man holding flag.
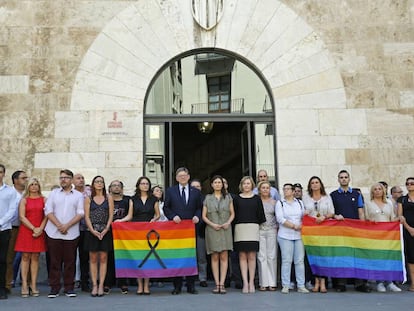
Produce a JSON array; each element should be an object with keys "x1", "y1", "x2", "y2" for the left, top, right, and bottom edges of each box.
[
  {"x1": 330, "y1": 170, "x2": 371, "y2": 293},
  {"x1": 163, "y1": 167, "x2": 203, "y2": 295}
]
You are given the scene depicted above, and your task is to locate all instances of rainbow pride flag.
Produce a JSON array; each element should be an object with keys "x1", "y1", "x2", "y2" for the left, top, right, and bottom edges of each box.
[
  {"x1": 112, "y1": 220, "x2": 198, "y2": 278},
  {"x1": 302, "y1": 215, "x2": 405, "y2": 281}
]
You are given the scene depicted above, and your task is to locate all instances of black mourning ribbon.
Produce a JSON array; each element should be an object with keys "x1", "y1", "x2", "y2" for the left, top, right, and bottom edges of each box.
[{"x1": 138, "y1": 229, "x2": 167, "y2": 269}]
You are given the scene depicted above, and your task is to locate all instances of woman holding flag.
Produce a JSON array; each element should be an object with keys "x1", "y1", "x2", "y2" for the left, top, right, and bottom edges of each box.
[
  {"x1": 366, "y1": 182, "x2": 401, "y2": 292},
  {"x1": 302, "y1": 176, "x2": 334, "y2": 293}
]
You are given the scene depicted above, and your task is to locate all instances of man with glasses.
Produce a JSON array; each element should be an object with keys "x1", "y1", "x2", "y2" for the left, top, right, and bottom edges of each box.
[
  {"x1": 253, "y1": 169, "x2": 280, "y2": 201},
  {"x1": 44, "y1": 169, "x2": 84, "y2": 298},
  {"x1": 164, "y1": 167, "x2": 203, "y2": 295},
  {"x1": 0, "y1": 164, "x2": 18, "y2": 299},
  {"x1": 330, "y1": 170, "x2": 370, "y2": 293},
  {"x1": 5, "y1": 170, "x2": 27, "y2": 294}
]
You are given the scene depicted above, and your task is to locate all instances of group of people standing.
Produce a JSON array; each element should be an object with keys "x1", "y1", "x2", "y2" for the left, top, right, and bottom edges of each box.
[{"x1": 1, "y1": 163, "x2": 414, "y2": 301}]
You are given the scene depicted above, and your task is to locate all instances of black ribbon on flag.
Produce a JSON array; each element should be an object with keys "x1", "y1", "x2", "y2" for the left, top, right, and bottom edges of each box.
[{"x1": 138, "y1": 229, "x2": 167, "y2": 269}]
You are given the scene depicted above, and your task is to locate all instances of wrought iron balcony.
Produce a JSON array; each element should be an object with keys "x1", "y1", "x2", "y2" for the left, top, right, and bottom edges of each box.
[{"x1": 191, "y1": 98, "x2": 244, "y2": 114}]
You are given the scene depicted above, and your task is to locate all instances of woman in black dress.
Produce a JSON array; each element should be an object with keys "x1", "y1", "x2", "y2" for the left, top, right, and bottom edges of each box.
[
  {"x1": 84, "y1": 176, "x2": 114, "y2": 297},
  {"x1": 122, "y1": 176, "x2": 160, "y2": 295},
  {"x1": 233, "y1": 176, "x2": 266, "y2": 293},
  {"x1": 398, "y1": 177, "x2": 414, "y2": 291}
]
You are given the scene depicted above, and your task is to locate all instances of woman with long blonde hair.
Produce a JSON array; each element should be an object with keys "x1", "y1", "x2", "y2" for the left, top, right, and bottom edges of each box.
[
  {"x1": 233, "y1": 176, "x2": 266, "y2": 293},
  {"x1": 366, "y1": 183, "x2": 401, "y2": 292},
  {"x1": 14, "y1": 178, "x2": 47, "y2": 297}
]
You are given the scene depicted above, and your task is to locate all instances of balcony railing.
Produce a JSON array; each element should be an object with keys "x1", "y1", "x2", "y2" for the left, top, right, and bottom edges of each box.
[{"x1": 191, "y1": 98, "x2": 245, "y2": 114}]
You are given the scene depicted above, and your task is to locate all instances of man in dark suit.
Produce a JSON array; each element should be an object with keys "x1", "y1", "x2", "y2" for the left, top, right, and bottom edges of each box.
[{"x1": 163, "y1": 167, "x2": 203, "y2": 295}]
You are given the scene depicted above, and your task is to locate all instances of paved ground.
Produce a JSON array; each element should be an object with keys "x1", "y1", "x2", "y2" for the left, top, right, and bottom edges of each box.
[{"x1": 1, "y1": 282, "x2": 413, "y2": 311}]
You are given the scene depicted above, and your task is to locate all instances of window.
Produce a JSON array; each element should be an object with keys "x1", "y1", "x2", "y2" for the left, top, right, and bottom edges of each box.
[{"x1": 207, "y1": 75, "x2": 230, "y2": 113}]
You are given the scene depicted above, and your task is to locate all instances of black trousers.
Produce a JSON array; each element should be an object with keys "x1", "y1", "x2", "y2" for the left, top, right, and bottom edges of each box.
[
  {"x1": 173, "y1": 275, "x2": 196, "y2": 289},
  {"x1": 78, "y1": 231, "x2": 90, "y2": 286},
  {"x1": 0, "y1": 230, "x2": 11, "y2": 290}
]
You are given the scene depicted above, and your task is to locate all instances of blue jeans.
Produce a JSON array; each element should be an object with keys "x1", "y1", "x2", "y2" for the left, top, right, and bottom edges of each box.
[{"x1": 277, "y1": 237, "x2": 305, "y2": 288}]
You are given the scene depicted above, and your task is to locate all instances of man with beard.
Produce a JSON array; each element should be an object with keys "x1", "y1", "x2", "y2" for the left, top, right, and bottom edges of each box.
[{"x1": 44, "y1": 169, "x2": 84, "y2": 298}]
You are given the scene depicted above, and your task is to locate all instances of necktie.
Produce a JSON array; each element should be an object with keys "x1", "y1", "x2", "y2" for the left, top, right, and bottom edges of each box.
[{"x1": 181, "y1": 187, "x2": 186, "y2": 205}]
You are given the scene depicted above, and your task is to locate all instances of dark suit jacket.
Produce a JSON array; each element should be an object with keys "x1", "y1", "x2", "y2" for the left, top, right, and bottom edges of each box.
[{"x1": 163, "y1": 184, "x2": 202, "y2": 221}]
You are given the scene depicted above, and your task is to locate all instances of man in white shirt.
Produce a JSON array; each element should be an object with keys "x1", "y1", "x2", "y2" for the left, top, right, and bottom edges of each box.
[
  {"x1": 0, "y1": 164, "x2": 18, "y2": 300},
  {"x1": 44, "y1": 169, "x2": 84, "y2": 298}
]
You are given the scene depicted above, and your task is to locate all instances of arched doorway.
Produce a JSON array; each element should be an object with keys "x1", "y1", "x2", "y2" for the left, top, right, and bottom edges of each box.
[
  {"x1": 143, "y1": 49, "x2": 277, "y2": 193},
  {"x1": 60, "y1": 1, "x2": 347, "y2": 194}
]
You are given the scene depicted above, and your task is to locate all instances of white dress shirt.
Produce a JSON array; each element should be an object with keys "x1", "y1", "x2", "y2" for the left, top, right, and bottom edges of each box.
[{"x1": 44, "y1": 188, "x2": 84, "y2": 240}]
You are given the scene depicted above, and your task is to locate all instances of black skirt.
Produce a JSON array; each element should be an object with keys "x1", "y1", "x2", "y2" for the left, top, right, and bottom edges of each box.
[{"x1": 84, "y1": 230, "x2": 113, "y2": 252}]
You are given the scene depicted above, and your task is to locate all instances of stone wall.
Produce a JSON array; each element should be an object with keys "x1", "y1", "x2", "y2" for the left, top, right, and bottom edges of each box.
[{"x1": 0, "y1": 0, "x2": 413, "y2": 194}]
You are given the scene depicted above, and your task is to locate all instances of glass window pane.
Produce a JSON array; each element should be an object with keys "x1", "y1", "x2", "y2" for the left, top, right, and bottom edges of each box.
[
  {"x1": 254, "y1": 123, "x2": 275, "y2": 184},
  {"x1": 145, "y1": 52, "x2": 272, "y2": 114},
  {"x1": 145, "y1": 124, "x2": 165, "y2": 189},
  {"x1": 209, "y1": 103, "x2": 219, "y2": 111},
  {"x1": 209, "y1": 95, "x2": 219, "y2": 102}
]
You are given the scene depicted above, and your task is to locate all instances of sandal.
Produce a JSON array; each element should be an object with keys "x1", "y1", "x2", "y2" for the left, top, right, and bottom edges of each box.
[
  {"x1": 269, "y1": 287, "x2": 277, "y2": 291},
  {"x1": 212, "y1": 284, "x2": 220, "y2": 294},
  {"x1": 31, "y1": 289, "x2": 40, "y2": 297},
  {"x1": 259, "y1": 286, "x2": 267, "y2": 291},
  {"x1": 97, "y1": 287, "x2": 104, "y2": 297},
  {"x1": 91, "y1": 284, "x2": 98, "y2": 297},
  {"x1": 220, "y1": 285, "x2": 226, "y2": 294}
]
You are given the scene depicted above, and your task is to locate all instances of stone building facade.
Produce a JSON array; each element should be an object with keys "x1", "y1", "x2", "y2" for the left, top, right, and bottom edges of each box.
[{"x1": 0, "y1": 0, "x2": 413, "y2": 194}]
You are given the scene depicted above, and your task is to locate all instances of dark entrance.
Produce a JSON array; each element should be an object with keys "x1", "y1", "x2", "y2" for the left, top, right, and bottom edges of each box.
[{"x1": 172, "y1": 122, "x2": 251, "y2": 194}]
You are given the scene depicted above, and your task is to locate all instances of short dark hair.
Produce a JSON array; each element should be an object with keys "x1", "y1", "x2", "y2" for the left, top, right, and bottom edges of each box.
[
  {"x1": 60, "y1": 169, "x2": 73, "y2": 178},
  {"x1": 11, "y1": 170, "x2": 25, "y2": 185},
  {"x1": 110, "y1": 180, "x2": 124, "y2": 189},
  {"x1": 293, "y1": 183, "x2": 302, "y2": 189},
  {"x1": 176, "y1": 167, "x2": 189, "y2": 175},
  {"x1": 283, "y1": 183, "x2": 294, "y2": 189},
  {"x1": 406, "y1": 177, "x2": 414, "y2": 184},
  {"x1": 338, "y1": 170, "x2": 349, "y2": 177}
]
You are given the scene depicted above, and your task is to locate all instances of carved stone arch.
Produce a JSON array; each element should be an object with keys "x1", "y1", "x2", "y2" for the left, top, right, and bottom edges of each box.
[{"x1": 40, "y1": 0, "x2": 348, "y2": 191}]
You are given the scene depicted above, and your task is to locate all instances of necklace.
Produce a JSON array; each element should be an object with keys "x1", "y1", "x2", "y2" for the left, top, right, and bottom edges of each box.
[{"x1": 374, "y1": 200, "x2": 385, "y2": 215}]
